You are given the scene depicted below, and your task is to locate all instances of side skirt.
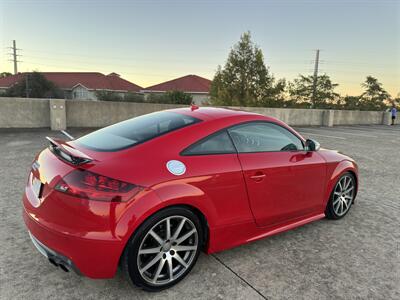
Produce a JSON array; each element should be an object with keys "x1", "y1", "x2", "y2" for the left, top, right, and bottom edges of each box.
[{"x1": 206, "y1": 212, "x2": 326, "y2": 254}]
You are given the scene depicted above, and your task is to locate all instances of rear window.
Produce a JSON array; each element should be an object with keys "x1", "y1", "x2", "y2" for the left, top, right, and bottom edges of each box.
[{"x1": 76, "y1": 111, "x2": 200, "y2": 151}]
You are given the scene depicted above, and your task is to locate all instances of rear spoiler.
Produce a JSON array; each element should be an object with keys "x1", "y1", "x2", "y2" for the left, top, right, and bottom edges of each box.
[{"x1": 46, "y1": 137, "x2": 93, "y2": 165}]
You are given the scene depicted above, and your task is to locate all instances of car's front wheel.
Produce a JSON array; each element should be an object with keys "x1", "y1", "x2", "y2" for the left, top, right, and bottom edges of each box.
[
  {"x1": 325, "y1": 172, "x2": 356, "y2": 219},
  {"x1": 121, "y1": 206, "x2": 203, "y2": 291}
]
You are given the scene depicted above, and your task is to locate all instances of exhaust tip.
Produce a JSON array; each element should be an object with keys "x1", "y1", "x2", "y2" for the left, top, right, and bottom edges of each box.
[
  {"x1": 48, "y1": 258, "x2": 70, "y2": 272},
  {"x1": 48, "y1": 258, "x2": 58, "y2": 267},
  {"x1": 59, "y1": 264, "x2": 70, "y2": 272}
]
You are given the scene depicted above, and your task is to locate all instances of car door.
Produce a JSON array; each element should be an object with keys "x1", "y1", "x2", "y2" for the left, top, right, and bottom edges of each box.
[
  {"x1": 228, "y1": 121, "x2": 326, "y2": 228},
  {"x1": 180, "y1": 130, "x2": 253, "y2": 226}
]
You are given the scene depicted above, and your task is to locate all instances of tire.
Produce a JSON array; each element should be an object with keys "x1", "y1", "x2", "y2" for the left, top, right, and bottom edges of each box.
[
  {"x1": 121, "y1": 206, "x2": 203, "y2": 291},
  {"x1": 325, "y1": 172, "x2": 356, "y2": 220}
]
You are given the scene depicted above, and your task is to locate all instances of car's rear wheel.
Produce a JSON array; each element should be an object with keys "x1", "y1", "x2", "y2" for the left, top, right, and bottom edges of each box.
[
  {"x1": 326, "y1": 172, "x2": 356, "y2": 219},
  {"x1": 121, "y1": 207, "x2": 203, "y2": 291}
]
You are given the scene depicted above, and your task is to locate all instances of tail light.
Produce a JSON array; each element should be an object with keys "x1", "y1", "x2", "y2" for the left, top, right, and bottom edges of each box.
[{"x1": 55, "y1": 169, "x2": 142, "y2": 202}]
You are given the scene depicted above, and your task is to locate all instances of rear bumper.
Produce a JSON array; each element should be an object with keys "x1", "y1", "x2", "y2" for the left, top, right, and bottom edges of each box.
[
  {"x1": 28, "y1": 231, "x2": 81, "y2": 275},
  {"x1": 23, "y1": 207, "x2": 123, "y2": 279}
]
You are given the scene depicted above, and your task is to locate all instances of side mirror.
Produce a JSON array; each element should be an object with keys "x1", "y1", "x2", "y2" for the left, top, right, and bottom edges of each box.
[{"x1": 305, "y1": 139, "x2": 320, "y2": 151}]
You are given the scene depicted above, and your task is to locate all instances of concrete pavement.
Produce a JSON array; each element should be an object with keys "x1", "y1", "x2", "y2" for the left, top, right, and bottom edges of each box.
[{"x1": 0, "y1": 125, "x2": 399, "y2": 299}]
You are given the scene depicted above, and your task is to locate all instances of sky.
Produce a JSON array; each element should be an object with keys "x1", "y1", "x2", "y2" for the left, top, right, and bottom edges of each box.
[{"x1": 0, "y1": 0, "x2": 399, "y2": 96}]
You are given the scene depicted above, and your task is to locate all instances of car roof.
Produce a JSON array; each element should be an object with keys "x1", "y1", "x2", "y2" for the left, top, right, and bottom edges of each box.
[
  {"x1": 167, "y1": 107, "x2": 304, "y2": 142},
  {"x1": 168, "y1": 106, "x2": 263, "y2": 121}
]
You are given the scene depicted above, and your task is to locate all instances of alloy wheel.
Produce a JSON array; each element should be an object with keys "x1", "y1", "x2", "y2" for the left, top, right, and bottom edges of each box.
[
  {"x1": 137, "y1": 216, "x2": 198, "y2": 286},
  {"x1": 332, "y1": 175, "x2": 355, "y2": 216}
]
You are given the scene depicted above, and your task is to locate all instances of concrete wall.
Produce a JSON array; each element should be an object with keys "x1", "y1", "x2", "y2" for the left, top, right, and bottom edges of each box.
[
  {"x1": 333, "y1": 110, "x2": 384, "y2": 125},
  {"x1": 231, "y1": 106, "x2": 326, "y2": 126},
  {"x1": 66, "y1": 100, "x2": 185, "y2": 127},
  {"x1": 0, "y1": 98, "x2": 50, "y2": 128},
  {"x1": 233, "y1": 107, "x2": 387, "y2": 126},
  {"x1": 0, "y1": 97, "x2": 390, "y2": 130}
]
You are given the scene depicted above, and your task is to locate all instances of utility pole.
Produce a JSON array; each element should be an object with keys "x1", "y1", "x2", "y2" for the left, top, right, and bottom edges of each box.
[
  {"x1": 9, "y1": 40, "x2": 21, "y2": 75},
  {"x1": 25, "y1": 74, "x2": 30, "y2": 98},
  {"x1": 311, "y1": 49, "x2": 320, "y2": 108}
]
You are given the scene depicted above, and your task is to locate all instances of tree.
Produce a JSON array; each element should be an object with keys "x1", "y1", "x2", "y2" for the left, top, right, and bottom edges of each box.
[
  {"x1": 258, "y1": 78, "x2": 287, "y2": 107},
  {"x1": 359, "y1": 76, "x2": 389, "y2": 110},
  {"x1": 288, "y1": 74, "x2": 340, "y2": 108},
  {"x1": 0, "y1": 72, "x2": 12, "y2": 78},
  {"x1": 389, "y1": 92, "x2": 400, "y2": 109},
  {"x1": 5, "y1": 72, "x2": 63, "y2": 98},
  {"x1": 210, "y1": 31, "x2": 284, "y2": 107},
  {"x1": 341, "y1": 95, "x2": 361, "y2": 110}
]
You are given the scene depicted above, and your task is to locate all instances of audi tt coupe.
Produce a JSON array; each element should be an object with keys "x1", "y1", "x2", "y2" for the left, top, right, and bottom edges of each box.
[{"x1": 23, "y1": 107, "x2": 358, "y2": 291}]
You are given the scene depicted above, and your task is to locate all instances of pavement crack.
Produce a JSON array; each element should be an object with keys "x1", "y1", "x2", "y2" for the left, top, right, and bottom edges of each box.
[{"x1": 211, "y1": 254, "x2": 268, "y2": 300}]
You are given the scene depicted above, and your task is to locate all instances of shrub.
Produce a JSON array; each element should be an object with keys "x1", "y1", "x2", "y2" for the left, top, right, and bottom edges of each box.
[
  {"x1": 124, "y1": 92, "x2": 145, "y2": 103},
  {"x1": 147, "y1": 90, "x2": 193, "y2": 105},
  {"x1": 95, "y1": 90, "x2": 123, "y2": 102}
]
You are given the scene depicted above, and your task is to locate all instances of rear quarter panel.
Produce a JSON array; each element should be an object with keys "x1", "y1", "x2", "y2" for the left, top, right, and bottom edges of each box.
[{"x1": 105, "y1": 115, "x2": 262, "y2": 252}]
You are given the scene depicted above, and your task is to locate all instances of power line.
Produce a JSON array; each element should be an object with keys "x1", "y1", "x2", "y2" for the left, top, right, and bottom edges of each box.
[
  {"x1": 21, "y1": 46, "x2": 312, "y2": 59},
  {"x1": 324, "y1": 60, "x2": 395, "y2": 68},
  {"x1": 20, "y1": 47, "x2": 397, "y2": 73},
  {"x1": 21, "y1": 60, "x2": 211, "y2": 79},
  {"x1": 321, "y1": 68, "x2": 399, "y2": 75},
  {"x1": 21, "y1": 51, "x2": 313, "y2": 67},
  {"x1": 21, "y1": 55, "x2": 217, "y2": 72},
  {"x1": 21, "y1": 56, "x2": 312, "y2": 74},
  {"x1": 7, "y1": 44, "x2": 398, "y2": 94},
  {"x1": 14, "y1": 46, "x2": 398, "y2": 69}
]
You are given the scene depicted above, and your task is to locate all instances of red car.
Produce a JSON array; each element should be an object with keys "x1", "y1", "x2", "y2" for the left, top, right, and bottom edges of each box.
[{"x1": 23, "y1": 107, "x2": 358, "y2": 291}]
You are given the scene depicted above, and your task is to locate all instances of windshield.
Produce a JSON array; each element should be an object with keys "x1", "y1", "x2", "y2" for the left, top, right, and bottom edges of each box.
[{"x1": 76, "y1": 111, "x2": 200, "y2": 151}]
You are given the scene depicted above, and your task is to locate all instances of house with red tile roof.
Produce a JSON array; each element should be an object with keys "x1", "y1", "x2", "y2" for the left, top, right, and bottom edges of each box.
[
  {"x1": 142, "y1": 74, "x2": 211, "y2": 104},
  {"x1": 0, "y1": 72, "x2": 142, "y2": 100}
]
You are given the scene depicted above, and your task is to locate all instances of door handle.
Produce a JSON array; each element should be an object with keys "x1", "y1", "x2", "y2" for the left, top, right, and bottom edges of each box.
[{"x1": 250, "y1": 173, "x2": 266, "y2": 181}]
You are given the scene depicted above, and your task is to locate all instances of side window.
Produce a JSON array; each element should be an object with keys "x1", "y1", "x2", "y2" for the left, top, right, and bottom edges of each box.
[
  {"x1": 228, "y1": 122, "x2": 304, "y2": 153},
  {"x1": 182, "y1": 130, "x2": 236, "y2": 155}
]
